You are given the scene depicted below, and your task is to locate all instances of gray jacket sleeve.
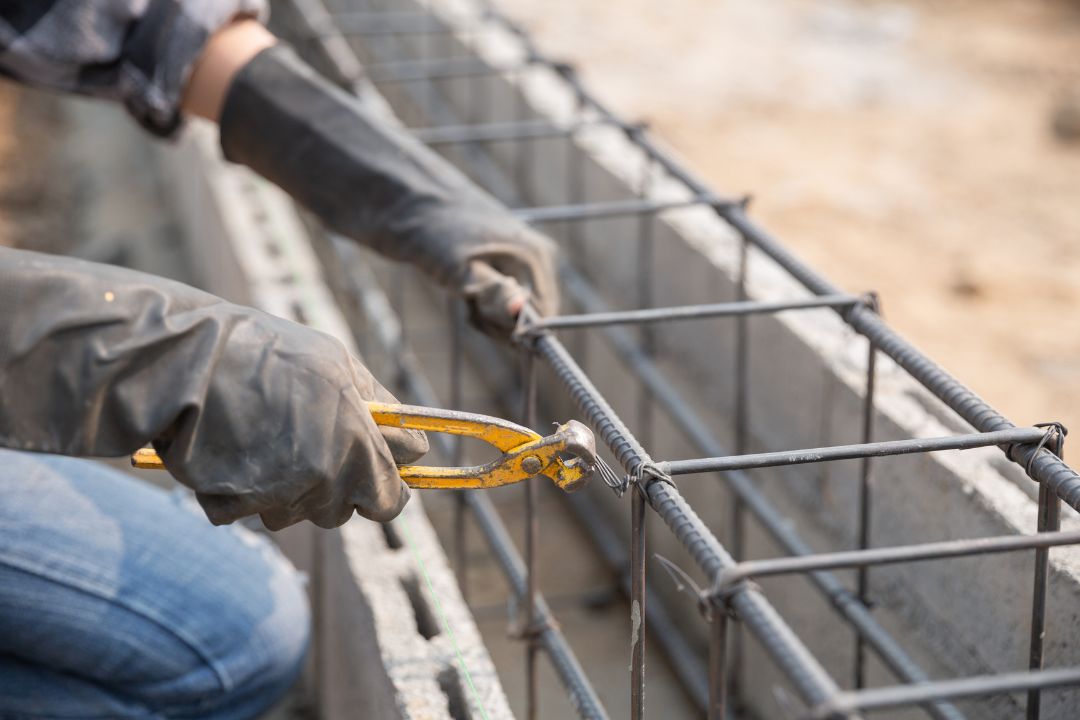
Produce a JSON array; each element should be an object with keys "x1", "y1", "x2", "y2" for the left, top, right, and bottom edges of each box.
[{"x1": 0, "y1": 247, "x2": 426, "y2": 529}]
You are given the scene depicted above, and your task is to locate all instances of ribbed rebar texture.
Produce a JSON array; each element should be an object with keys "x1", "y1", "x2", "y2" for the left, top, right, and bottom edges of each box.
[
  {"x1": 533, "y1": 333, "x2": 851, "y2": 712},
  {"x1": 645, "y1": 480, "x2": 845, "y2": 709},
  {"x1": 533, "y1": 333, "x2": 648, "y2": 477},
  {"x1": 558, "y1": 264, "x2": 963, "y2": 720}
]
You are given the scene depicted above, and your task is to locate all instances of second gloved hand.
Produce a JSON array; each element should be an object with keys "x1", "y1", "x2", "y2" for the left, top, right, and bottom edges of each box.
[
  {"x1": 219, "y1": 43, "x2": 559, "y2": 337},
  {"x1": 0, "y1": 248, "x2": 427, "y2": 530}
]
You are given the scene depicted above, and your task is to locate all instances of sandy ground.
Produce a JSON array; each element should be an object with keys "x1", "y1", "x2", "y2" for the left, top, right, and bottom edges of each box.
[{"x1": 492, "y1": 0, "x2": 1080, "y2": 435}]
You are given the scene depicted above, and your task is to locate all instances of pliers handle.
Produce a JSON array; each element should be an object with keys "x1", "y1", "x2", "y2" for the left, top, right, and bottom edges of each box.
[{"x1": 131, "y1": 402, "x2": 596, "y2": 492}]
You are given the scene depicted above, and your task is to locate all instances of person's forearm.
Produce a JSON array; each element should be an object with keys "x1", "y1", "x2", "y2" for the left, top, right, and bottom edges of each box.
[{"x1": 182, "y1": 18, "x2": 277, "y2": 122}]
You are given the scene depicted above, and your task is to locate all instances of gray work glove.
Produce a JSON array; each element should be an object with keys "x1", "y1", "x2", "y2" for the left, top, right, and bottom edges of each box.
[
  {"x1": 219, "y1": 43, "x2": 559, "y2": 337},
  {"x1": 0, "y1": 248, "x2": 427, "y2": 530}
]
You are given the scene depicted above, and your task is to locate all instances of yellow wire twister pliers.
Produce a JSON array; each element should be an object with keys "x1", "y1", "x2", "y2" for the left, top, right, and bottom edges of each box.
[{"x1": 131, "y1": 402, "x2": 597, "y2": 492}]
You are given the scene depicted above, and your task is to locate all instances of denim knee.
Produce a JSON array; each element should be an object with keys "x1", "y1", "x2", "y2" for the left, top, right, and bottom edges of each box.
[{"x1": 0, "y1": 451, "x2": 312, "y2": 720}]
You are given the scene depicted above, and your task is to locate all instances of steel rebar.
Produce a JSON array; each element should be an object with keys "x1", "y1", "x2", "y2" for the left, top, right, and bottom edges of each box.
[
  {"x1": 712, "y1": 530, "x2": 1080, "y2": 591},
  {"x1": 1028, "y1": 436, "x2": 1064, "y2": 720},
  {"x1": 855, "y1": 338, "x2": 876, "y2": 690},
  {"x1": 527, "y1": 294, "x2": 862, "y2": 331},
  {"x1": 559, "y1": 262, "x2": 964, "y2": 720},
  {"x1": 532, "y1": 331, "x2": 852, "y2": 713},
  {"x1": 664, "y1": 426, "x2": 1050, "y2": 476},
  {"x1": 811, "y1": 667, "x2": 1080, "y2": 719}
]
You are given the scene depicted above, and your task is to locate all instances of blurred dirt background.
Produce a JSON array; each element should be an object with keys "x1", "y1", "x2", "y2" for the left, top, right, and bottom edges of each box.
[{"x1": 494, "y1": 0, "x2": 1080, "y2": 435}]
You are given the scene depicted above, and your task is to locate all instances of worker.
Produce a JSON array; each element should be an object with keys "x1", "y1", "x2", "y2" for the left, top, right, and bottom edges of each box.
[{"x1": 0, "y1": 2, "x2": 559, "y2": 718}]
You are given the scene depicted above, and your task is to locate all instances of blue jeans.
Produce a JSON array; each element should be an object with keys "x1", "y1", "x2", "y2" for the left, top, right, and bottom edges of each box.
[{"x1": 0, "y1": 450, "x2": 311, "y2": 720}]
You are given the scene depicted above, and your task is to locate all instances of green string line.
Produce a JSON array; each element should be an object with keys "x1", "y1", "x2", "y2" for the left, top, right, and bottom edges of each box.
[{"x1": 397, "y1": 514, "x2": 490, "y2": 720}]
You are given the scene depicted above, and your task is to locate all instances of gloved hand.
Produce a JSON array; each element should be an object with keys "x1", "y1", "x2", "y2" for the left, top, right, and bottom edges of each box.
[
  {"x1": 218, "y1": 43, "x2": 559, "y2": 337},
  {"x1": 0, "y1": 248, "x2": 427, "y2": 530}
]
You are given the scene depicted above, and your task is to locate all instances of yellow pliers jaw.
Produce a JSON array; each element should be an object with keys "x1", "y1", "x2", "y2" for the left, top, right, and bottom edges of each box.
[
  {"x1": 398, "y1": 419, "x2": 595, "y2": 491},
  {"x1": 132, "y1": 403, "x2": 597, "y2": 493}
]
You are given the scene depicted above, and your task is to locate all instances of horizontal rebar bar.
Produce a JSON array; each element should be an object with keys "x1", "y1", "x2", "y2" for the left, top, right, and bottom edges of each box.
[
  {"x1": 809, "y1": 667, "x2": 1080, "y2": 719},
  {"x1": 559, "y1": 263, "x2": 964, "y2": 720},
  {"x1": 531, "y1": 330, "x2": 853, "y2": 713},
  {"x1": 665, "y1": 426, "x2": 1049, "y2": 476},
  {"x1": 410, "y1": 119, "x2": 580, "y2": 145},
  {"x1": 528, "y1": 294, "x2": 862, "y2": 331},
  {"x1": 714, "y1": 530, "x2": 1080, "y2": 592},
  {"x1": 514, "y1": 195, "x2": 720, "y2": 224}
]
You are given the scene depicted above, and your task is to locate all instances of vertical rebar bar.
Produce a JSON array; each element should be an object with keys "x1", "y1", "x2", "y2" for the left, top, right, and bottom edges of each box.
[
  {"x1": 450, "y1": 298, "x2": 468, "y2": 603},
  {"x1": 631, "y1": 486, "x2": 647, "y2": 720},
  {"x1": 1027, "y1": 435, "x2": 1064, "y2": 720},
  {"x1": 709, "y1": 608, "x2": 728, "y2": 720},
  {"x1": 730, "y1": 232, "x2": 749, "y2": 701},
  {"x1": 855, "y1": 338, "x2": 877, "y2": 689},
  {"x1": 522, "y1": 347, "x2": 540, "y2": 720}
]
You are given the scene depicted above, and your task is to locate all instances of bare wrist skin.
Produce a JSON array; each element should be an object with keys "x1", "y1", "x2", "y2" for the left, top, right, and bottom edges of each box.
[{"x1": 181, "y1": 17, "x2": 277, "y2": 122}]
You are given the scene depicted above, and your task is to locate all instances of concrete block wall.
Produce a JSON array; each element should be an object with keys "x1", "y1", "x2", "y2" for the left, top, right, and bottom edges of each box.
[
  {"x1": 328, "y1": 0, "x2": 1080, "y2": 717},
  {"x1": 160, "y1": 120, "x2": 514, "y2": 720}
]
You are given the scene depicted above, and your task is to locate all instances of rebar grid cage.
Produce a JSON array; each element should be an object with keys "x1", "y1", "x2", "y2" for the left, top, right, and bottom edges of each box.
[{"x1": 268, "y1": 0, "x2": 1080, "y2": 717}]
